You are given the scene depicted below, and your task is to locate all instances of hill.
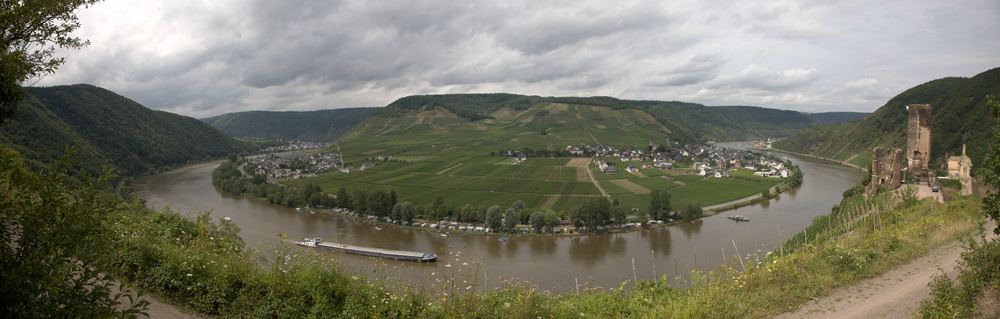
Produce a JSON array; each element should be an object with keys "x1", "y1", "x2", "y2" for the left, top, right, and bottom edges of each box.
[
  {"x1": 0, "y1": 84, "x2": 251, "y2": 176},
  {"x1": 775, "y1": 67, "x2": 1000, "y2": 168},
  {"x1": 201, "y1": 108, "x2": 377, "y2": 141},
  {"x1": 805, "y1": 112, "x2": 869, "y2": 125},
  {"x1": 280, "y1": 96, "x2": 807, "y2": 214},
  {"x1": 369, "y1": 94, "x2": 844, "y2": 148}
]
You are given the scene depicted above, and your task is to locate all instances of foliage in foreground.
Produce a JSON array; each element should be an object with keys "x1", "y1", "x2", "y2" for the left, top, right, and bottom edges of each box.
[
  {"x1": 919, "y1": 237, "x2": 1000, "y2": 318},
  {"x1": 0, "y1": 146, "x2": 147, "y2": 318},
  {"x1": 1, "y1": 144, "x2": 987, "y2": 318},
  {"x1": 919, "y1": 95, "x2": 1000, "y2": 318}
]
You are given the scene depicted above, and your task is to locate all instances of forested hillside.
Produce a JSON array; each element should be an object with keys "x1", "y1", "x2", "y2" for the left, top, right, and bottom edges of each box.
[
  {"x1": 201, "y1": 108, "x2": 377, "y2": 141},
  {"x1": 775, "y1": 67, "x2": 1000, "y2": 168},
  {"x1": 0, "y1": 84, "x2": 251, "y2": 176}
]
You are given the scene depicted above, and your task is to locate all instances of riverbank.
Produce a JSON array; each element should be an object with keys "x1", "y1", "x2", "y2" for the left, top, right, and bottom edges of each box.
[
  {"x1": 214, "y1": 158, "x2": 803, "y2": 237},
  {"x1": 770, "y1": 147, "x2": 866, "y2": 171}
]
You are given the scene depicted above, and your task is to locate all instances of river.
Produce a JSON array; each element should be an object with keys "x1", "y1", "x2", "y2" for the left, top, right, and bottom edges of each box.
[{"x1": 132, "y1": 142, "x2": 862, "y2": 293}]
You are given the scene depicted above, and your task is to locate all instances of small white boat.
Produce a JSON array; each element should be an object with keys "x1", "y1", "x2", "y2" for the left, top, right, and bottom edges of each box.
[
  {"x1": 223, "y1": 216, "x2": 232, "y2": 221},
  {"x1": 727, "y1": 215, "x2": 750, "y2": 222},
  {"x1": 297, "y1": 237, "x2": 320, "y2": 247},
  {"x1": 374, "y1": 226, "x2": 382, "y2": 231},
  {"x1": 439, "y1": 233, "x2": 448, "y2": 237}
]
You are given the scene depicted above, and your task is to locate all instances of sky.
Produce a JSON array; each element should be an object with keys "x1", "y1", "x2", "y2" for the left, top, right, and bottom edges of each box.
[{"x1": 38, "y1": 0, "x2": 1000, "y2": 118}]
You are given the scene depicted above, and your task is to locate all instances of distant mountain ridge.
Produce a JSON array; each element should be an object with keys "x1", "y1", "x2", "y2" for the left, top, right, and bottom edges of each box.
[
  {"x1": 775, "y1": 67, "x2": 1000, "y2": 168},
  {"x1": 0, "y1": 84, "x2": 251, "y2": 176},
  {"x1": 201, "y1": 108, "x2": 377, "y2": 141},
  {"x1": 376, "y1": 93, "x2": 867, "y2": 143},
  {"x1": 329, "y1": 93, "x2": 869, "y2": 165}
]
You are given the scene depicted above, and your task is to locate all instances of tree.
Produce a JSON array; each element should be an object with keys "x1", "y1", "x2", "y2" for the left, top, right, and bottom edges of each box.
[
  {"x1": 503, "y1": 207, "x2": 518, "y2": 231},
  {"x1": 649, "y1": 189, "x2": 662, "y2": 219},
  {"x1": 431, "y1": 194, "x2": 446, "y2": 220},
  {"x1": 2, "y1": 0, "x2": 103, "y2": 123},
  {"x1": 485, "y1": 205, "x2": 503, "y2": 230},
  {"x1": 0, "y1": 146, "x2": 148, "y2": 317},
  {"x1": 511, "y1": 200, "x2": 527, "y2": 212},
  {"x1": 336, "y1": 187, "x2": 350, "y2": 209},
  {"x1": 680, "y1": 204, "x2": 704, "y2": 221},
  {"x1": 648, "y1": 189, "x2": 672, "y2": 220},
  {"x1": 353, "y1": 190, "x2": 368, "y2": 213},
  {"x1": 571, "y1": 198, "x2": 611, "y2": 230},
  {"x1": 389, "y1": 189, "x2": 398, "y2": 208},
  {"x1": 391, "y1": 202, "x2": 416, "y2": 224},
  {"x1": 981, "y1": 96, "x2": 1000, "y2": 234},
  {"x1": 543, "y1": 211, "x2": 561, "y2": 233},
  {"x1": 529, "y1": 211, "x2": 546, "y2": 233},
  {"x1": 611, "y1": 203, "x2": 627, "y2": 225}
]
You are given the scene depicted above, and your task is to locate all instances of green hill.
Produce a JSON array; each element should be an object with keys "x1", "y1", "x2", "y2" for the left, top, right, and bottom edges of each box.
[
  {"x1": 775, "y1": 67, "x2": 1000, "y2": 168},
  {"x1": 805, "y1": 112, "x2": 869, "y2": 125},
  {"x1": 0, "y1": 84, "x2": 251, "y2": 176},
  {"x1": 201, "y1": 108, "x2": 377, "y2": 141},
  {"x1": 359, "y1": 94, "x2": 848, "y2": 152},
  {"x1": 287, "y1": 95, "x2": 813, "y2": 213}
]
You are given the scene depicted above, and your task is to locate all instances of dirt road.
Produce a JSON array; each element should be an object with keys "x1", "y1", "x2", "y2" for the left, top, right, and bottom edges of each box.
[{"x1": 776, "y1": 221, "x2": 996, "y2": 319}]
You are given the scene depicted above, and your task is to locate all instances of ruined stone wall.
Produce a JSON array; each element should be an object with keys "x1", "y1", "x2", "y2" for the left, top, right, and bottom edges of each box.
[
  {"x1": 906, "y1": 104, "x2": 932, "y2": 175},
  {"x1": 868, "y1": 147, "x2": 903, "y2": 193}
]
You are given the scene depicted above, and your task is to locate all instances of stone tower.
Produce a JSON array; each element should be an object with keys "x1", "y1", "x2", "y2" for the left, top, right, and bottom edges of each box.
[
  {"x1": 906, "y1": 104, "x2": 931, "y2": 175},
  {"x1": 867, "y1": 147, "x2": 903, "y2": 193}
]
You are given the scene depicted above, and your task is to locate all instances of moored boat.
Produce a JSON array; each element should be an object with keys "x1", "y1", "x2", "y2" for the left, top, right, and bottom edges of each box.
[
  {"x1": 296, "y1": 237, "x2": 437, "y2": 262},
  {"x1": 727, "y1": 215, "x2": 750, "y2": 222}
]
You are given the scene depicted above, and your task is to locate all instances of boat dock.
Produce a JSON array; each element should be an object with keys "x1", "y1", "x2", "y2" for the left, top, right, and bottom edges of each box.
[{"x1": 296, "y1": 238, "x2": 437, "y2": 262}]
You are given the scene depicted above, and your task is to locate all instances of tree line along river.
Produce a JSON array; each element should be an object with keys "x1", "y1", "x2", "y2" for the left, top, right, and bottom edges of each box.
[{"x1": 132, "y1": 142, "x2": 862, "y2": 293}]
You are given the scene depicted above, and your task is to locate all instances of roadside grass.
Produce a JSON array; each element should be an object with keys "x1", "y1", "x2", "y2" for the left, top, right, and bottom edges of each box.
[{"x1": 424, "y1": 193, "x2": 984, "y2": 318}]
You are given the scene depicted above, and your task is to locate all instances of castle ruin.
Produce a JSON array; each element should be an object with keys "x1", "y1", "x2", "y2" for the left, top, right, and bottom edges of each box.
[
  {"x1": 867, "y1": 147, "x2": 904, "y2": 193},
  {"x1": 906, "y1": 104, "x2": 932, "y2": 176}
]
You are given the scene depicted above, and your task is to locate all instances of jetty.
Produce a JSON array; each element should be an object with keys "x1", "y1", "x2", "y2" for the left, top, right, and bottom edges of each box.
[{"x1": 296, "y1": 238, "x2": 437, "y2": 262}]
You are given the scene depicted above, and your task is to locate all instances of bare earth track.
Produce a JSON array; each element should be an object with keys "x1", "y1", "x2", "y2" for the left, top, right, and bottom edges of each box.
[{"x1": 776, "y1": 221, "x2": 997, "y2": 319}]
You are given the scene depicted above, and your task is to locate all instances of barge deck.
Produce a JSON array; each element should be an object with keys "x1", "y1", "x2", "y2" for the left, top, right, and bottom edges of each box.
[{"x1": 296, "y1": 238, "x2": 437, "y2": 262}]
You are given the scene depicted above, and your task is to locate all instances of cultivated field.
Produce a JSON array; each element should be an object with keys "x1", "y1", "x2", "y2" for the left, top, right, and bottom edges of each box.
[{"x1": 286, "y1": 103, "x2": 785, "y2": 214}]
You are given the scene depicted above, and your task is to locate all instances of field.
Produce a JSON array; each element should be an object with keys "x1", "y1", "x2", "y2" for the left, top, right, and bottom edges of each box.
[
  {"x1": 286, "y1": 154, "x2": 782, "y2": 214},
  {"x1": 286, "y1": 103, "x2": 785, "y2": 214}
]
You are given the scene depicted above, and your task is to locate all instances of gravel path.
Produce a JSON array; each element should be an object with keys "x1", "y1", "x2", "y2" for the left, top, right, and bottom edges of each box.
[{"x1": 776, "y1": 221, "x2": 996, "y2": 319}]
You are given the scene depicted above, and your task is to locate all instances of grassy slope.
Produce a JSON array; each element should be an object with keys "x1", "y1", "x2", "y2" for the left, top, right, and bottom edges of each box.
[
  {"x1": 292, "y1": 102, "x2": 782, "y2": 213},
  {"x1": 0, "y1": 84, "x2": 251, "y2": 177},
  {"x1": 775, "y1": 67, "x2": 1000, "y2": 168},
  {"x1": 805, "y1": 111, "x2": 869, "y2": 125},
  {"x1": 201, "y1": 108, "x2": 378, "y2": 142}
]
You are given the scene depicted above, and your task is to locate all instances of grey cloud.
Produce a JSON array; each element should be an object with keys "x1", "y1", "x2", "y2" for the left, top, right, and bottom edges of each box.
[
  {"x1": 36, "y1": 0, "x2": 1000, "y2": 116},
  {"x1": 643, "y1": 53, "x2": 725, "y2": 87},
  {"x1": 710, "y1": 65, "x2": 820, "y2": 91}
]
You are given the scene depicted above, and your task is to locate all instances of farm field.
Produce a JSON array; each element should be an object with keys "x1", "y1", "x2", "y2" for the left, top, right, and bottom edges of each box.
[
  {"x1": 286, "y1": 154, "x2": 784, "y2": 214},
  {"x1": 285, "y1": 102, "x2": 788, "y2": 214}
]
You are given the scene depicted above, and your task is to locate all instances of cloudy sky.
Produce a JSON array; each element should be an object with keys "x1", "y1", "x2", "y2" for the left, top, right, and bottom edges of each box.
[{"x1": 39, "y1": 0, "x2": 1000, "y2": 118}]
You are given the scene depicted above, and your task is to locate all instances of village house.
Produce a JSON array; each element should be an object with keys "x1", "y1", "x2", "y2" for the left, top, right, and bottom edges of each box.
[{"x1": 947, "y1": 144, "x2": 974, "y2": 195}]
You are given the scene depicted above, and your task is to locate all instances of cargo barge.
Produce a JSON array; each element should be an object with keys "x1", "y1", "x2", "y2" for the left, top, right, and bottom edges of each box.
[{"x1": 296, "y1": 238, "x2": 437, "y2": 262}]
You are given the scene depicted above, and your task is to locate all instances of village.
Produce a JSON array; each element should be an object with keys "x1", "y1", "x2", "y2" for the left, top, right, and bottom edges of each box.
[
  {"x1": 505, "y1": 142, "x2": 792, "y2": 179},
  {"x1": 244, "y1": 140, "x2": 342, "y2": 179}
]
